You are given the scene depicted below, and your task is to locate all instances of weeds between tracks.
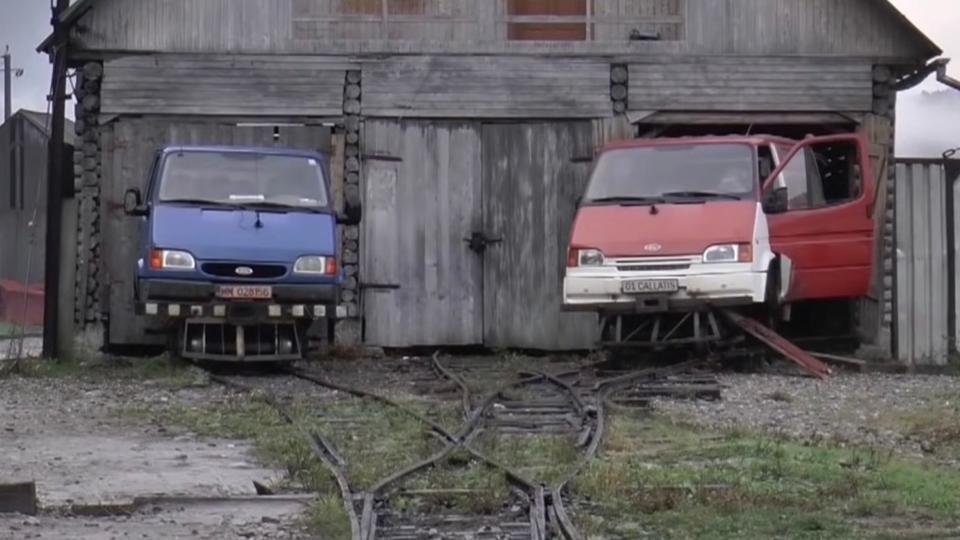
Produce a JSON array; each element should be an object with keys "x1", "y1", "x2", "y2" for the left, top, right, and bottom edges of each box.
[{"x1": 185, "y1": 353, "x2": 724, "y2": 538}]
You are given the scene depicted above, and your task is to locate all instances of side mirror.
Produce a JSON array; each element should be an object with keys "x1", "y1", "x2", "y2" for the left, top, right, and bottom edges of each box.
[
  {"x1": 762, "y1": 187, "x2": 788, "y2": 214},
  {"x1": 337, "y1": 190, "x2": 362, "y2": 226},
  {"x1": 123, "y1": 188, "x2": 148, "y2": 217}
]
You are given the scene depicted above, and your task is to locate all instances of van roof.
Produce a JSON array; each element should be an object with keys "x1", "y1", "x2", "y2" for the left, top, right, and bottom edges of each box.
[
  {"x1": 159, "y1": 145, "x2": 329, "y2": 161},
  {"x1": 600, "y1": 134, "x2": 799, "y2": 153}
]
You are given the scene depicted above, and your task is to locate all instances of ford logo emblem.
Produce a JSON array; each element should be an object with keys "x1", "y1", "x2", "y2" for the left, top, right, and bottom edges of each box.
[
  {"x1": 235, "y1": 266, "x2": 254, "y2": 276},
  {"x1": 644, "y1": 243, "x2": 663, "y2": 252}
]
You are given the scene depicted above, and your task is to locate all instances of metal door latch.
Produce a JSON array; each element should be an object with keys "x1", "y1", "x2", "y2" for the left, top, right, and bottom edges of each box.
[{"x1": 464, "y1": 232, "x2": 502, "y2": 254}]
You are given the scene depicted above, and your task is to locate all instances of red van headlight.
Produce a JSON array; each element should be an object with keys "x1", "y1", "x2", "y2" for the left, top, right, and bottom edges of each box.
[{"x1": 567, "y1": 248, "x2": 605, "y2": 267}]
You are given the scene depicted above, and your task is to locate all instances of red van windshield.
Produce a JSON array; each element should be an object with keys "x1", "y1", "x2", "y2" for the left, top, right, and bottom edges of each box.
[{"x1": 584, "y1": 144, "x2": 757, "y2": 202}]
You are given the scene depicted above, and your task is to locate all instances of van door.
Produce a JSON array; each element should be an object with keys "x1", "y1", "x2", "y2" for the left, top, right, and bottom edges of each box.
[{"x1": 762, "y1": 134, "x2": 875, "y2": 302}]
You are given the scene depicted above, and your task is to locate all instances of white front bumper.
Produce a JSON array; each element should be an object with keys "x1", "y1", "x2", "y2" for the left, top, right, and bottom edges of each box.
[{"x1": 563, "y1": 260, "x2": 767, "y2": 311}]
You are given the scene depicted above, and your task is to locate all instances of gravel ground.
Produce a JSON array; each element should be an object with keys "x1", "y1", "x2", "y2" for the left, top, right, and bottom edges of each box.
[
  {"x1": 0, "y1": 372, "x2": 312, "y2": 540},
  {"x1": 651, "y1": 372, "x2": 960, "y2": 461}
]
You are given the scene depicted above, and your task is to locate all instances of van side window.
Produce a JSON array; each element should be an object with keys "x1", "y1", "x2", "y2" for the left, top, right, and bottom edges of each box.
[
  {"x1": 774, "y1": 141, "x2": 860, "y2": 211},
  {"x1": 814, "y1": 141, "x2": 862, "y2": 203},
  {"x1": 757, "y1": 145, "x2": 774, "y2": 185},
  {"x1": 775, "y1": 144, "x2": 811, "y2": 210}
]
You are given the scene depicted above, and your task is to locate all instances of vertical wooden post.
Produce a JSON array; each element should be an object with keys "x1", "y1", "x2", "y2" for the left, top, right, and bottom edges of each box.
[{"x1": 42, "y1": 0, "x2": 70, "y2": 359}]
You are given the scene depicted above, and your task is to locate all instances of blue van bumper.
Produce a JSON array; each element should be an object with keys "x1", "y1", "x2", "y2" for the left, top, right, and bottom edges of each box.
[{"x1": 135, "y1": 279, "x2": 346, "y2": 320}]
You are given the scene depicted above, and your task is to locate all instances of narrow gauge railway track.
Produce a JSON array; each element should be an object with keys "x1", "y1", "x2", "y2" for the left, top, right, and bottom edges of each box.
[{"x1": 208, "y1": 355, "x2": 718, "y2": 540}]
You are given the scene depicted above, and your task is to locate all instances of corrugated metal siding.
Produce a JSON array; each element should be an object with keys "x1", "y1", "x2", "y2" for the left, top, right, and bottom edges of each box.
[
  {"x1": 0, "y1": 116, "x2": 54, "y2": 285},
  {"x1": 894, "y1": 161, "x2": 950, "y2": 365},
  {"x1": 362, "y1": 56, "x2": 611, "y2": 118},
  {"x1": 628, "y1": 59, "x2": 874, "y2": 112},
  {"x1": 102, "y1": 55, "x2": 350, "y2": 117}
]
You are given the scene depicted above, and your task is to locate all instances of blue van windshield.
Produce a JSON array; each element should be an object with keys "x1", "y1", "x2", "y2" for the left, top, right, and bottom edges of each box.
[{"x1": 158, "y1": 151, "x2": 329, "y2": 209}]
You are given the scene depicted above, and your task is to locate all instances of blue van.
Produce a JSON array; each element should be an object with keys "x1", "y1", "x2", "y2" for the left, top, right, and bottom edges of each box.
[{"x1": 122, "y1": 145, "x2": 360, "y2": 362}]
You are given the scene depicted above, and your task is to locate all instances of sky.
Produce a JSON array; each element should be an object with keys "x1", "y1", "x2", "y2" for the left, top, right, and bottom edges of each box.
[{"x1": 1, "y1": 0, "x2": 958, "y2": 155}]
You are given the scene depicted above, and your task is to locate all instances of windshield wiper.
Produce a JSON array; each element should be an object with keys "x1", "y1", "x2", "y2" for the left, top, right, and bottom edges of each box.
[
  {"x1": 163, "y1": 198, "x2": 236, "y2": 208},
  {"x1": 661, "y1": 191, "x2": 742, "y2": 201},
  {"x1": 233, "y1": 201, "x2": 327, "y2": 214},
  {"x1": 587, "y1": 196, "x2": 666, "y2": 206}
]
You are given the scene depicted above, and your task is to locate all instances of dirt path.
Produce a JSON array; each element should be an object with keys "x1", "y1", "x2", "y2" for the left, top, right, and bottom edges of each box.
[{"x1": 0, "y1": 370, "x2": 312, "y2": 540}]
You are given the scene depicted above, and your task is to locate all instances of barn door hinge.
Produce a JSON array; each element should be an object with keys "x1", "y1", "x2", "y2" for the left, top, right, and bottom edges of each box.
[
  {"x1": 362, "y1": 153, "x2": 403, "y2": 162},
  {"x1": 359, "y1": 282, "x2": 401, "y2": 291}
]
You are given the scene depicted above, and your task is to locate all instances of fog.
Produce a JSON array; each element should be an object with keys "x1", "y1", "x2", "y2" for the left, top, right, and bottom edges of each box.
[{"x1": 897, "y1": 90, "x2": 960, "y2": 158}]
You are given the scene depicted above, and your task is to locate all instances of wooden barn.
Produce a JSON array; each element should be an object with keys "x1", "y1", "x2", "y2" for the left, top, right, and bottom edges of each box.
[{"x1": 41, "y1": 0, "x2": 943, "y2": 355}]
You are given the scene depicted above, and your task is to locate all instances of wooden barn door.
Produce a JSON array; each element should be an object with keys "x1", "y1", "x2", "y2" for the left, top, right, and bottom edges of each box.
[
  {"x1": 481, "y1": 122, "x2": 598, "y2": 350},
  {"x1": 362, "y1": 120, "x2": 484, "y2": 347},
  {"x1": 101, "y1": 119, "x2": 331, "y2": 346}
]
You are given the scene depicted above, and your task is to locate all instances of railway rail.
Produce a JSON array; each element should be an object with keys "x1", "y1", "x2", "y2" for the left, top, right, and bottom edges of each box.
[{"x1": 208, "y1": 354, "x2": 720, "y2": 540}]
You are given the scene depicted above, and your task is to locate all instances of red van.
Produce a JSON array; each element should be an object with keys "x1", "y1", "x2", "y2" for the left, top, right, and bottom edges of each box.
[{"x1": 563, "y1": 134, "x2": 876, "y2": 320}]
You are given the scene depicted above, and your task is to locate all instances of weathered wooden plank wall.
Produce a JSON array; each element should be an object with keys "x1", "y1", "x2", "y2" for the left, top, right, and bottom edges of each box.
[
  {"x1": 482, "y1": 122, "x2": 598, "y2": 350},
  {"x1": 361, "y1": 120, "x2": 484, "y2": 347},
  {"x1": 362, "y1": 57, "x2": 611, "y2": 118},
  {"x1": 72, "y1": 0, "x2": 931, "y2": 60},
  {"x1": 101, "y1": 55, "x2": 351, "y2": 117},
  {"x1": 101, "y1": 119, "x2": 331, "y2": 345},
  {"x1": 628, "y1": 59, "x2": 874, "y2": 112},
  {"x1": 686, "y1": 0, "x2": 927, "y2": 57}
]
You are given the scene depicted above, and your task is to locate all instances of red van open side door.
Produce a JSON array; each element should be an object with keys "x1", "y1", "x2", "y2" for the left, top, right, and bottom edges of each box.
[{"x1": 761, "y1": 134, "x2": 876, "y2": 302}]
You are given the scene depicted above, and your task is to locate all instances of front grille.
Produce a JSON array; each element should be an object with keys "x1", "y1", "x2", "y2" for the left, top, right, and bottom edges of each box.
[
  {"x1": 617, "y1": 263, "x2": 691, "y2": 272},
  {"x1": 202, "y1": 263, "x2": 286, "y2": 279}
]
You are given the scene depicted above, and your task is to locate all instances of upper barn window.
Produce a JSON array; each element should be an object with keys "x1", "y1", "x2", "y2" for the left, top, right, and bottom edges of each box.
[
  {"x1": 504, "y1": 0, "x2": 685, "y2": 42},
  {"x1": 338, "y1": 0, "x2": 428, "y2": 15},
  {"x1": 291, "y1": 0, "x2": 685, "y2": 42},
  {"x1": 507, "y1": 0, "x2": 588, "y2": 41}
]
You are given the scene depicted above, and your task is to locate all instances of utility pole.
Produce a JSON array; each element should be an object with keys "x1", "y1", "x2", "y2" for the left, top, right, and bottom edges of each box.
[
  {"x1": 42, "y1": 0, "x2": 70, "y2": 359},
  {"x1": 3, "y1": 46, "x2": 11, "y2": 122}
]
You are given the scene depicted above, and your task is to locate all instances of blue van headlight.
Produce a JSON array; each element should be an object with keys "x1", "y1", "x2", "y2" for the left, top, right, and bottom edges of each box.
[
  {"x1": 294, "y1": 256, "x2": 337, "y2": 276},
  {"x1": 150, "y1": 249, "x2": 196, "y2": 270}
]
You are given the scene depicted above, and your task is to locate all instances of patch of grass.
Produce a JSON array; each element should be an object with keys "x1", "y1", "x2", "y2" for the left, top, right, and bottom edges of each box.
[
  {"x1": 306, "y1": 496, "x2": 352, "y2": 540},
  {"x1": 475, "y1": 432, "x2": 580, "y2": 486},
  {"x1": 883, "y1": 394, "x2": 960, "y2": 458},
  {"x1": 571, "y1": 413, "x2": 960, "y2": 539},
  {"x1": 0, "y1": 321, "x2": 41, "y2": 338},
  {"x1": 131, "y1": 392, "x2": 452, "y2": 538},
  {"x1": 6, "y1": 353, "x2": 198, "y2": 385},
  {"x1": 396, "y1": 449, "x2": 513, "y2": 516}
]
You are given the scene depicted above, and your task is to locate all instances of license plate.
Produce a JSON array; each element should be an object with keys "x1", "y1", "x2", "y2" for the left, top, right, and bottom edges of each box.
[
  {"x1": 215, "y1": 285, "x2": 273, "y2": 300},
  {"x1": 622, "y1": 279, "x2": 679, "y2": 294}
]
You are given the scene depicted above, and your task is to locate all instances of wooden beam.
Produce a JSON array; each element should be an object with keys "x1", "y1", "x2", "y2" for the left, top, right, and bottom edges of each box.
[{"x1": 0, "y1": 481, "x2": 38, "y2": 515}]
